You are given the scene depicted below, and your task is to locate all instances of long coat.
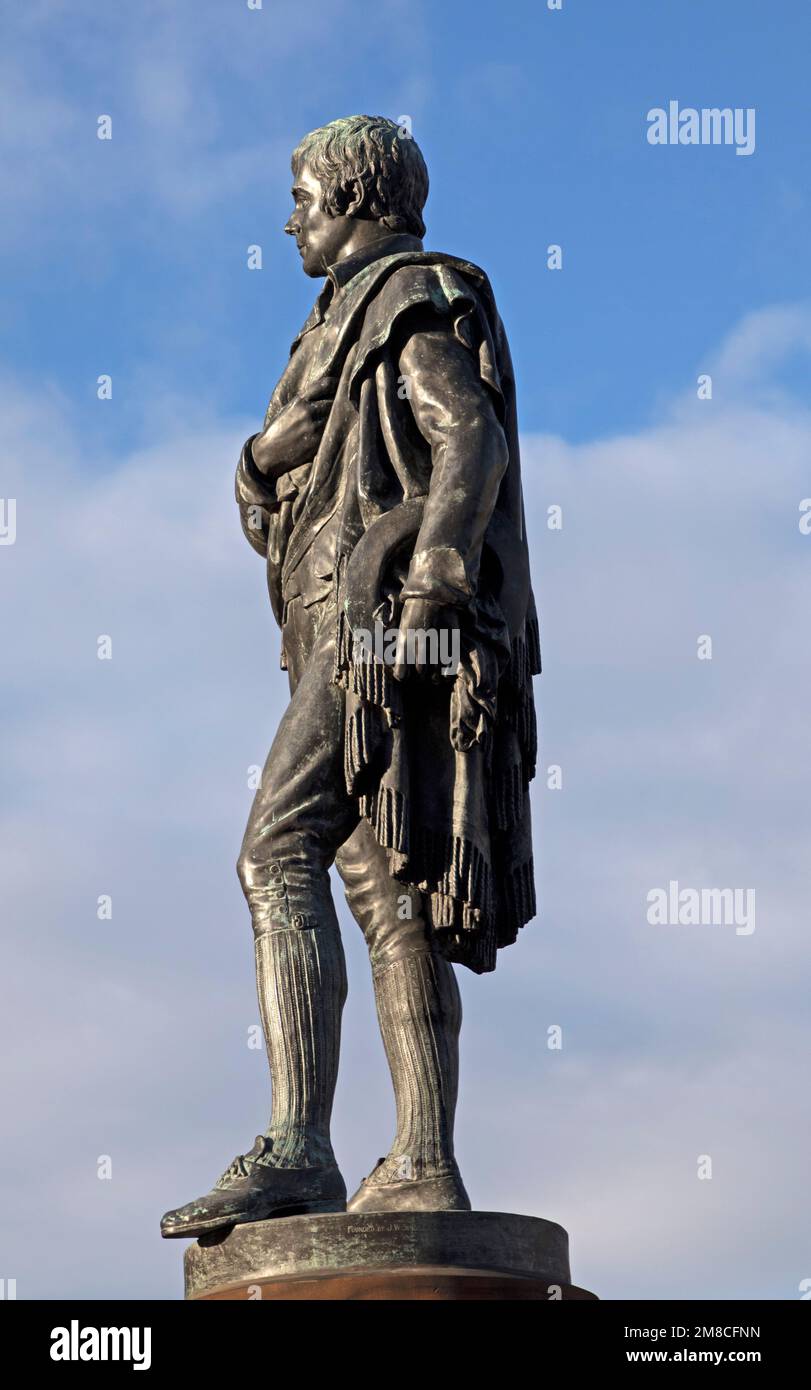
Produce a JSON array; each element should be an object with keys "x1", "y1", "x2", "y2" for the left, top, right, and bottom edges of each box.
[{"x1": 237, "y1": 243, "x2": 540, "y2": 973}]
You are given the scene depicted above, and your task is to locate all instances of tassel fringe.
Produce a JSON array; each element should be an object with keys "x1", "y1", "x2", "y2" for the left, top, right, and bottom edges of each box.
[{"x1": 333, "y1": 570, "x2": 540, "y2": 973}]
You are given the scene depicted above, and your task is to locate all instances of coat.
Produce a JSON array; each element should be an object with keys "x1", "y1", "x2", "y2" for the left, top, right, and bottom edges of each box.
[{"x1": 236, "y1": 239, "x2": 541, "y2": 973}]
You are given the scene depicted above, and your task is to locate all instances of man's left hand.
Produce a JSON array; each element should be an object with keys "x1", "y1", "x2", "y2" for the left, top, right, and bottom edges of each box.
[{"x1": 393, "y1": 598, "x2": 460, "y2": 681}]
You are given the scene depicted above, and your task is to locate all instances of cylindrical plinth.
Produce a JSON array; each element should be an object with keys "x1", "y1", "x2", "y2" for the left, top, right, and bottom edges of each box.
[{"x1": 183, "y1": 1211, "x2": 597, "y2": 1300}]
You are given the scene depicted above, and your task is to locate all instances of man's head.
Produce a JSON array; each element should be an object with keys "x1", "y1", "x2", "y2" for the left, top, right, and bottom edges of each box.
[{"x1": 285, "y1": 115, "x2": 429, "y2": 277}]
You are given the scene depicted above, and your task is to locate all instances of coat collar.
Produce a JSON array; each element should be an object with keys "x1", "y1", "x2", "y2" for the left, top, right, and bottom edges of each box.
[
  {"x1": 292, "y1": 234, "x2": 424, "y2": 349},
  {"x1": 326, "y1": 233, "x2": 424, "y2": 291}
]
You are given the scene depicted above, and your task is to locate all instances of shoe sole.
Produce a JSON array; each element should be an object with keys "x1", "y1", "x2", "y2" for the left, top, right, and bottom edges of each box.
[
  {"x1": 161, "y1": 1197, "x2": 346, "y2": 1240},
  {"x1": 346, "y1": 1196, "x2": 471, "y2": 1214}
]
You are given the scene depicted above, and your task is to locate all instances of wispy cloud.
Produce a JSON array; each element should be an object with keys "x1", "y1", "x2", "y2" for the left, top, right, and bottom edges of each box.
[{"x1": 0, "y1": 0, "x2": 426, "y2": 248}]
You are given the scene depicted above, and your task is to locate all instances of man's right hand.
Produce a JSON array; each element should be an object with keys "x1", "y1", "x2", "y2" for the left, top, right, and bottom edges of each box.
[{"x1": 250, "y1": 377, "x2": 336, "y2": 479}]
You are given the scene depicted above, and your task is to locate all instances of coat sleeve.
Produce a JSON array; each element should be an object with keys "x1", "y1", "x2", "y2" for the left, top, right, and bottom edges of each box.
[
  {"x1": 396, "y1": 327, "x2": 509, "y2": 610},
  {"x1": 234, "y1": 433, "x2": 281, "y2": 557}
]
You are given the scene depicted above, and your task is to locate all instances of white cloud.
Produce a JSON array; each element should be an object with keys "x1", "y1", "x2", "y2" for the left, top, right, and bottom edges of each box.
[{"x1": 1, "y1": 306, "x2": 810, "y2": 1298}]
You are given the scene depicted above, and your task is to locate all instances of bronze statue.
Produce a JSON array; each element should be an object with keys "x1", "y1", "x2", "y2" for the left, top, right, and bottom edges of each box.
[{"x1": 161, "y1": 115, "x2": 540, "y2": 1240}]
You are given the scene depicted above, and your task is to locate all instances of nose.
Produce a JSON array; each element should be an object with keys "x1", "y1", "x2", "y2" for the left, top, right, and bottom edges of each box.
[{"x1": 284, "y1": 215, "x2": 299, "y2": 237}]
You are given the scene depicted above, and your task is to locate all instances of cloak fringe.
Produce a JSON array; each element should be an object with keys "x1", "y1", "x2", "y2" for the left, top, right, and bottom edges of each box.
[
  {"x1": 334, "y1": 584, "x2": 540, "y2": 973},
  {"x1": 497, "y1": 616, "x2": 541, "y2": 780},
  {"x1": 491, "y1": 759, "x2": 527, "y2": 833}
]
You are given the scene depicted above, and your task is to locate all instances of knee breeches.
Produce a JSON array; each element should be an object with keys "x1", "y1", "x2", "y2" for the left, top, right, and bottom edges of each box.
[{"x1": 236, "y1": 593, "x2": 432, "y2": 968}]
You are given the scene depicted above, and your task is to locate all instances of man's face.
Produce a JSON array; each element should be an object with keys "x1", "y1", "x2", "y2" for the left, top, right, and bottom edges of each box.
[{"x1": 284, "y1": 161, "x2": 355, "y2": 277}]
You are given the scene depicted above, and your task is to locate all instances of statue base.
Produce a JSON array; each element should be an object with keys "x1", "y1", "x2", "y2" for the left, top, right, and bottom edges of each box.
[{"x1": 183, "y1": 1211, "x2": 598, "y2": 1301}]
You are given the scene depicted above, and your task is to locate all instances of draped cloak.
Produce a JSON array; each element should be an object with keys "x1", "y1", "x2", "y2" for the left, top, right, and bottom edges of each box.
[{"x1": 237, "y1": 247, "x2": 541, "y2": 974}]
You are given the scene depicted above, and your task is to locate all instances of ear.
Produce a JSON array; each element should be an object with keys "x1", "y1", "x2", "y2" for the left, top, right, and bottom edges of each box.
[{"x1": 345, "y1": 177, "x2": 366, "y2": 218}]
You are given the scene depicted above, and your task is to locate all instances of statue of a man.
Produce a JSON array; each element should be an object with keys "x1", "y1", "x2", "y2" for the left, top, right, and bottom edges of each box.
[{"x1": 161, "y1": 115, "x2": 540, "y2": 1240}]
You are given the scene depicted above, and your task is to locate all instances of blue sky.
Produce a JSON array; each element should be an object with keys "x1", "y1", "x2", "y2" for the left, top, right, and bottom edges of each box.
[
  {"x1": 1, "y1": 0, "x2": 810, "y2": 1301},
  {"x1": 6, "y1": 0, "x2": 809, "y2": 446}
]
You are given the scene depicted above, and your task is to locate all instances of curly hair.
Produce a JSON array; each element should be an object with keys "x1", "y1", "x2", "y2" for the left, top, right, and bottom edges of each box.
[{"x1": 291, "y1": 115, "x2": 429, "y2": 239}]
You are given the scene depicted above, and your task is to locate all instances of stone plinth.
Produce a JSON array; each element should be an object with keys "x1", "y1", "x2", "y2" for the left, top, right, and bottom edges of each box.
[{"x1": 183, "y1": 1211, "x2": 597, "y2": 1300}]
